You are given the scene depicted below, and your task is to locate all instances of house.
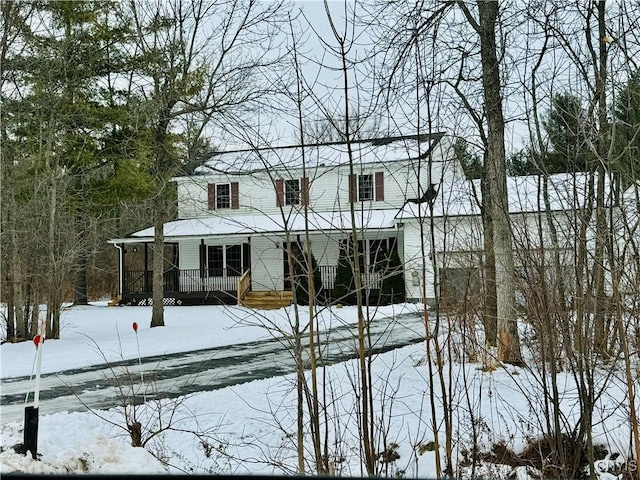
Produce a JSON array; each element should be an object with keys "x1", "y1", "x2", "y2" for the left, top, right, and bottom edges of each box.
[
  {"x1": 108, "y1": 133, "x2": 467, "y2": 306},
  {"x1": 109, "y1": 133, "x2": 638, "y2": 308},
  {"x1": 399, "y1": 171, "x2": 639, "y2": 308}
]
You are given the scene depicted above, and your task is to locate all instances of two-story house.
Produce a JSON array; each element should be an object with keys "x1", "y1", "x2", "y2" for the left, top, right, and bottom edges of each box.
[
  {"x1": 109, "y1": 133, "x2": 465, "y2": 306},
  {"x1": 109, "y1": 132, "x2": 637, "y2": 308}
]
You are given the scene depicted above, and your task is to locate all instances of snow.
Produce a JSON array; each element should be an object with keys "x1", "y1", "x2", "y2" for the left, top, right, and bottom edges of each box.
[
  {"x1": 0, "y1": 302, "x2": 636, "y2": 476},
  {"x1": 192, "y1": 135, "x2": 445, "y2": 175},
  {"x1": 125, "y1": 208, "x2": 401, "y2": 241},
  {"x1": 399, "y1": 172, "x2": 618, "y2": 219},
  {"x1": 120, "y1": 173, "x2": 615, "y2": 242}
]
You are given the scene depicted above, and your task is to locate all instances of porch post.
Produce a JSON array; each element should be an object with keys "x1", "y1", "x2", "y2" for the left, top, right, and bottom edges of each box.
[
  {"x1": 113, "y1": 243, "x2": 124, "y2": 297},
  {"x1": 199, "y1": 239, "x2": 206, "y2": 292},
  {"x1": 144, "y1": 243, "x2": 149, "y2": 292},
  {"x1": 121, "y1": 243, "x2": 125, "y2": 295}
]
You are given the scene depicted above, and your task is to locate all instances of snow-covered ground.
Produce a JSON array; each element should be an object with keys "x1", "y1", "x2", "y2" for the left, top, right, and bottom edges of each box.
[{"x1": 0, "y1": 302, "x2": 636, "y2": 477}]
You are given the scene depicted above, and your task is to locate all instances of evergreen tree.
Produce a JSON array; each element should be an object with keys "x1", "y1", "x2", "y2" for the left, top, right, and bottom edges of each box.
[
  {"x1": 291, "y1": 244, "x2": 323, "y2": 306},
  {"x1": 1, "y1": 1, "x2": 134, "y2": 337},
  {"x1": 614, "y1": 70, "x2": 640, "y2": 186},
  {"x1": 507, "y1": 149, "x2": 537, "y2": 176},
  {"x1": 542, "y1": 93, "x2": 590, "y2": 174},
  {"x1": 333, "y1": 242, "x2": 357, "y2": 305},
  {"x1": 379, "y1": 245, "x2": 405, "y2": 305}
]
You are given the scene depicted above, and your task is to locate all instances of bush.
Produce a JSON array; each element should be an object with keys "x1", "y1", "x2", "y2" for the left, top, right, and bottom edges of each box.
[
  {"x1": 291, "y1": 243, "x2": 323, "y2": 306},
  {"x1": 379, "y1": 246, "x2": 405, "y2": 305},
  {"x1": 333, "y1": 243, "x2": 357, "y2": 305}
]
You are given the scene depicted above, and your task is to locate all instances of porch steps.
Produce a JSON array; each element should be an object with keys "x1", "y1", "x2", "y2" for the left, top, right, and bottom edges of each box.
[{"x1": 241, "y1": 291, "x2": 293, "y2": 310}]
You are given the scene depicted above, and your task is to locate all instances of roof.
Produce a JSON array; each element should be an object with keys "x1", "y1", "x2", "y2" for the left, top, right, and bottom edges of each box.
[
  {"x1": 110, "y1": 209, "x2": 402, "y2": 243},
  {"x1": 191, "y1": 133, "x2": 446, "y2": 175},
  {"x1": 111, "y1": 172, "x2": 623, "y2": 243},
  {"x1": 399, "y1": 172, "x2": 615, "y2": 219}
]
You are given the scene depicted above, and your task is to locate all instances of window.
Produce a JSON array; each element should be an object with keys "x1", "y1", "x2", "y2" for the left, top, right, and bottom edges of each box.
[
  {"x1": 207, "y1": 182, "x2": 239, "y2": 210},
  {"x1": 358, "y1": 174, "x2": 373, "y2": 201},
  {"x1": 216, "y1": 184, "x2": 230, "y2": 209},
  {"x1": 207, "y1": 246, "x2": 223, "y2": 276},
  {"x1": 205, "y1": 244, "x2": 244, "y2": 277},
  {"x1": 276, "y1": 177, "x2": 309, "y2": 207},
  {"x1": 226, "y1": 245, "x2": 242, "y2": 275},
  {"x1": 349, "y1": 172, "x2": 384, "y2": 202},
  {"x1": 285, "y1": 179, "x2": 300, "y2": 205}
]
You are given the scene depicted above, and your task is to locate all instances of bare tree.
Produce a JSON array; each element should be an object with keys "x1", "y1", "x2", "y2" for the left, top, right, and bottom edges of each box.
[{"x1": 123, "y1": 0, "x2": 288, "y2": 327}]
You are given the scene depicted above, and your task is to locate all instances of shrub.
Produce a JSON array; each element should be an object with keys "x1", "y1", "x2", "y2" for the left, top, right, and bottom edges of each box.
[
  {"x1": 291, "y1": 243, "x2": 323, "y2": 306},
  {"x1": 333, "y1": 243, "x2": 357, "y2": 305},
  {"x1": 379, "y1": 246, "x2": 405, "y2": 305}
]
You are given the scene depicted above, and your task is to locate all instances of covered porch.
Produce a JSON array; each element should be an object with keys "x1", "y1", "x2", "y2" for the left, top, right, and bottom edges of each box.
[
  {"x1": 108, "y1": 209, "x2": 404, "y2": 306},
  {"x1": 110, "y1": 240, "x2": 252, "y2": 306}
]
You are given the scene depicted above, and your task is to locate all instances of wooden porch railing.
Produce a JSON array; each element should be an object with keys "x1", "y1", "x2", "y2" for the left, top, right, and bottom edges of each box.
[
  {"x1": 237, "y1": 268, "x2": 251, "y2": 304},
  {"x1": 124, "y1": 268, "x2": 245, "y2": 295},
  {"x1": 318, "y1": 265, "x2": 383, "y2": 290}
]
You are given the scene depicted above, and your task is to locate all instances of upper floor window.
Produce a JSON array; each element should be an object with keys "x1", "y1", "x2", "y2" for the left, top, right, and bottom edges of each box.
[
  {"x1": 285, "y1": 179, "x2": 300, "y2": 205},
  {"x1": 349, "y1": 172, "x2": 384, "y2": 202},
  {"x1": 276, "y1": 177, "x2": 309, "y2": 207},
  {"x1": 358, "y1": 174, "x2": 374, "y2": 201},
  {"x1": 208, "y1": 182, "x2": 239, "y2": 210},
  {"x1": 216, "y1": 184, "x2": 231, "y2": 209}
]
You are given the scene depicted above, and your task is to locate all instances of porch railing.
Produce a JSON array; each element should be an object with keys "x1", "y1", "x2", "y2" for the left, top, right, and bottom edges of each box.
[
  {"x1": 123, "y1": 265, "x2": 385, "y2": 297},
  {"x1": 318, "y1": 265, "x2": 383, "y2": 290},
  {"x1": 124, "y1": 268, "x2": 246, "y2": 295},
  {"x1": 237, "y1": 268, "x2": 251, "y2": 304}
]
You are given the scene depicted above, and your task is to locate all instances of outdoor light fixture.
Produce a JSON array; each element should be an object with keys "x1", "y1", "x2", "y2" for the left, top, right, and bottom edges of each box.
[{"x1": 412, "y1": 269, "x2": 420, "y2": 286}]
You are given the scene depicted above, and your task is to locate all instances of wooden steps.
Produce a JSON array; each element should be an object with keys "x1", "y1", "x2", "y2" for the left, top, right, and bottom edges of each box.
[{"x1": 241, "y1": 291, "x2": 293, "y2": 310}]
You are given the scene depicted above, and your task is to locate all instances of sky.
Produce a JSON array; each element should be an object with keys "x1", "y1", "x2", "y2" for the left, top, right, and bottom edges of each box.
[{"x1": 0, "y1": 301, "x2": 635, "y2": 477}]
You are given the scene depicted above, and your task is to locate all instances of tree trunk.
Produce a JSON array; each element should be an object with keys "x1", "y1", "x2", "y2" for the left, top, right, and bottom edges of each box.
[
  {"x1": 8, "y1": 223, "x2": 26, "y2": 340},
  {"x1": 6, "y1": 296, "x2": 15, "y2": 341},
  {"x1": 74, "y1": 247, "x2": 89, "y2": 305},
  {"x1": 593, "y1": 0, "x2": 610, "y2": 357},
  {"x1": 480, "y1": 175, "x2": 497, "y2": 347},
  {"x1": 477, "y1": 0, "x2": 523, "y2": 365},
  {"x1": 13, "y1": 261, "x2": 26, "y2": 340},
  {"x1": 47, "y1": 173, "x2": 60, "y2": 339},
  {"x1": 51, "y1": 297, "x2": 60, "y2": 339},
  {"x1": 151, "y1": 192, "x2": 166, "y2": 327}
]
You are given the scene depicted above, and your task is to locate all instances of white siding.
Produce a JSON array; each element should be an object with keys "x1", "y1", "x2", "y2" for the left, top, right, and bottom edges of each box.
[
  {"x1": 175, "y1": 138, "x2": 463, "y2": 220},
  {"x1": 251, "y1": 235, "x2": 284, "y2": 291},
  {"x1": 178, "y1": 239, "x2": 200, "y2": 270},
  {"x1": 402, "y1": 222, "x2": 435, "y2": 301}
]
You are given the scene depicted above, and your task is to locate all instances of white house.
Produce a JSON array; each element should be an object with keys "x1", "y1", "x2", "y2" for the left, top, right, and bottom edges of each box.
[
  {"x1": 109, "y1": 133, "x2": 637, "y2": 308},
  {"x1": 109, "y1": 133, "x2": 467, "y2": 306}
]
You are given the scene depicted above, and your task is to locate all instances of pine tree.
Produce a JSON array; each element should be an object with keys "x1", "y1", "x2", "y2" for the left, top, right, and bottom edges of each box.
[
  {"x1": 333, "y1": 243, "x2": 357, "y2": 305},
  {"x1": 614, "y1": 70, "x2": 640, "y2": 185},
  {"x1": 1, "y1": 1, "x2": 132, "y2": 337},
  {"x1": 291, "y1": 244, "x2": 323, "y2": 306},
  {"x1": 379, "y1": 246, "x2": 405, "y2": 305},
  {"x1": 542, "y1": 93, "x2": 591, "y2": 174}
]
